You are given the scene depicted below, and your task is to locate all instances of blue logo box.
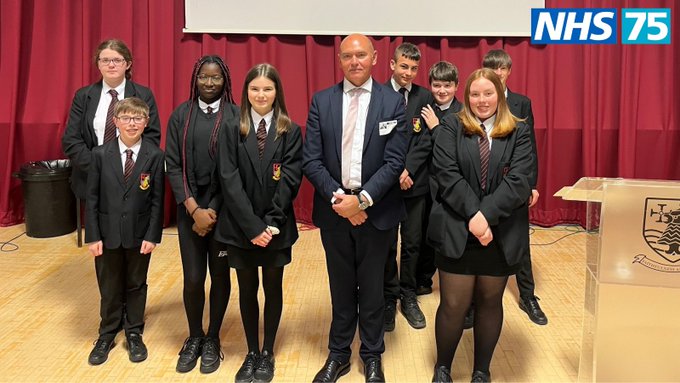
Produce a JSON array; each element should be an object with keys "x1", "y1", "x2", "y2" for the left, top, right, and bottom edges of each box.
[{"x1": 621, "y1": 8, "x2": 671, "y2": 44}]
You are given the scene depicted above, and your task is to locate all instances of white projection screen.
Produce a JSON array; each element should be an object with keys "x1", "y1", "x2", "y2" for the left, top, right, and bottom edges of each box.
[{"x1": 184, "y1": 0, "x2": 545, "y2": 37}]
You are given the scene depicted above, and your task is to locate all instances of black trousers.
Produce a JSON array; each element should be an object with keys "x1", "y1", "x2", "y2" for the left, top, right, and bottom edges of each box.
[
  {"x1": 176, "y1": 185, "x2": 231, "y2": 338},
  {"x1": 320, "y1": 222, "x2": 396, "y2": 363},
  {"x1": 515, "y1": 250, "x2": 536, "y2": 298},
  {"x1": 385, "y1": 194, "x2": 431, "y2": 300},
  {"x1": 95, "y1": 246, "x2": 151, "y2": 341},
  {"x1": 416, "y1": 194, "x2": 436, "y2": 288}
]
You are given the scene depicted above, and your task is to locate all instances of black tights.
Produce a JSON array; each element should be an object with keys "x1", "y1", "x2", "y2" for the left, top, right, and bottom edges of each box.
[
  {"x1": 236, "y1": 266, "x2": 284, "y2": 353},
  {"x1": 435, "y1": 271, "x2": 508, "y2": 374},
  {"x1": 179, "y1": 225, "x2": 231, "y2": 339}
]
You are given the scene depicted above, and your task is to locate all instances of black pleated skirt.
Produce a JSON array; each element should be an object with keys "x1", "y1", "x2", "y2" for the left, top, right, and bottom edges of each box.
[
  {"x1": 226, "y1": 245, "x2": 291, "y2": 269},
  {"x1": 435, "y1": 236, "x2": 519, "y2": 276}
]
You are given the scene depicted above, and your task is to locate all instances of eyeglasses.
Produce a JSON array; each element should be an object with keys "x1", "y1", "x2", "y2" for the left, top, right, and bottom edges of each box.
[
  {"x1": 197, "y1": 74, "x2": 224, "y2": 83},
  {"x1": 99, "y1": 58, "x2": 126, "y2": 66},
  {"x1": 116, "y1": 116, "x2": 147, "y2": 124}
]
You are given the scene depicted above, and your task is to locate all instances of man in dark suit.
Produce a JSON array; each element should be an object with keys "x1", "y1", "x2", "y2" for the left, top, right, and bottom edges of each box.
[
  {"x1": 482, "y1": 49, "x2": 547, "y2": 326},
  {"x1": 303, "y1": 33, "x2": 407, "y2": 383},
  {"x1": 382, "y1": 42, "x2": 433, "y2": 332},
  {"x1": 84, "y1": 98, "x2": 164, "y2": 366}
]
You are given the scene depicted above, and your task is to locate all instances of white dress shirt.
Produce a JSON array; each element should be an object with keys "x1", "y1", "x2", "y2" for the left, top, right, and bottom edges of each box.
[{"x1": 94, "y1": 79, "x2": 126, "y2": 145}]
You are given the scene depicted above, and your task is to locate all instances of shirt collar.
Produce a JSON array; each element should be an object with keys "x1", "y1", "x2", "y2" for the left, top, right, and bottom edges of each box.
[
  {"x1": 390, "y1": 77, "x2": 412, "y2": 93},
  {"x1": 250, "y1": 108, "x2": 274, "y2": 127},
  {"x1": 102, "y1": 79, "x2": 126, "y2": 97},
  {"x1": 437, "y1": 99, "x2": 454, "y2": 111},
  {"x1": 343, "y1": 77, "x2": 373, "y2": 94},
  {"x1": 118, "y1": 137, "x2": 142, "y2": 155},
  {"x1": 476, "y1": 114, "x2": 497, "y2": 135},
  {"x1": 198, "y1": 98, "x2": 220, "y2": 113}
]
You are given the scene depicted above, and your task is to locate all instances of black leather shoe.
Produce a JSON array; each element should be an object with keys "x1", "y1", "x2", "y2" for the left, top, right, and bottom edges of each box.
[
  {"x1": 176, "y1": 336, "x2": 203, "y2": 373},
  {"x1": 126, "y1": 333, "x2": 148, "y2": 363},
  {"x1": 416, "y1": 285, "x2": 433, "y2": 296},
  {"x1": 519, "y1": 296, "x2": 548, "y2": 325},
  {"x1": 88, "y1": 338, "x2": 115, "y2": 365},
  {"x1": 384, "y1": 300, "x2": 397, "y2": 332},
  {"x1": 200, "y1": 336, "x2": 223, "y2": 374},
  {"x1": 471, "y1": 370, "x2": 491, "y2": 382},
  {"x1": 463, "y1": 306, "x2": 474, "y2": 330},
  {"x1": 364, "y1": 359, "x2": 385, "y2": 383},
  {"x1": 400, "y1": 293, "x2": 426, "y2": 329},
  {"x1": 313, "y1": 358, "x2": 351, "y2": 382},
  {"x1": 432, "y1": 365, "x2": 452, "y2": 383},
  {"x1": 235, "y1": 351, "x2": 259, "y2": 383},
  {"x1": 253, "y1": 350, "x2": 275, "y2": 382}
]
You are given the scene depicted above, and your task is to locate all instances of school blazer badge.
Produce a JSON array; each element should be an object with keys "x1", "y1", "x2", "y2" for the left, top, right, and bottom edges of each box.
[
  {"x1": 412, "y1": 117, "x2": 422, "y2": 133},
  {"x1": 140, "y1": 173, "x2": 151, "y2": 190},
  {"x1": 272, "y1": 163, "x2": 281, "y2": 181}
]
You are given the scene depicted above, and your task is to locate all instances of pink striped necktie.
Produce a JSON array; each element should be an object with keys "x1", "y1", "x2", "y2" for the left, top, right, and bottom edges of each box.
[
  {"x1": 103, "y1": 89, "x2": 118, "y2": 144},
  {"x1": 256, "y1": 118, "x2": 267, "y2": 159},
  {"x1": 479, "y1": 127, "x2": 490, "y2": 191},
  {"x1": 123, "y1": 149, "x2": 134, "y2": 183}
]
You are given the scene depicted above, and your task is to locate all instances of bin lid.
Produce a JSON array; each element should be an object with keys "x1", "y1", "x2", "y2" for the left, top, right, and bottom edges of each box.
[{"x1": 20, "y1": 159, "x2": 72, "y2": 175}]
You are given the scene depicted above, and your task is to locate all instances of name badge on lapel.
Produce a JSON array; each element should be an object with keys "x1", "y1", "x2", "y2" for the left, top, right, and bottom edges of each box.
[
  {"x1": 378, "y1": 120, "x2": 397, "y2": 136},
  {"x1": 140, "y1": 173, "x2": 151, "y2": 190},
  {"x1": 412, "y1": 117, "x2": 422, "y2": 133},
  {"x1": 272, "y1": 163, "x2": 282, "y2": 181}
]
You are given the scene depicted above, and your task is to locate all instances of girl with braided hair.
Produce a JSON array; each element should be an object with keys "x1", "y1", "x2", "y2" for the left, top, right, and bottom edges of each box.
[{"x1": 165, "y1": 55, "x2": 238, "y2": 374}]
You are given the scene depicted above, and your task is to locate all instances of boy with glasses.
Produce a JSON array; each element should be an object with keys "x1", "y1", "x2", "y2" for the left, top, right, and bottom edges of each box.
[{"x1": 85, "y1": 97, "x2": 165, "y2": 365}]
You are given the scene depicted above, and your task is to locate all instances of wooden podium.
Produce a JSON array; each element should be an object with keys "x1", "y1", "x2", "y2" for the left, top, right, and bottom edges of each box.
[{"x1": 555, "y1": 178, "x2": 680, "y2": 382}]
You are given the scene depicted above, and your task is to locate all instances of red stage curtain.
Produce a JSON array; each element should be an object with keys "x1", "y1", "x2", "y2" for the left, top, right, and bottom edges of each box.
[{"x1": 1, "y1": 0, "x2": 678, "y2": 228}]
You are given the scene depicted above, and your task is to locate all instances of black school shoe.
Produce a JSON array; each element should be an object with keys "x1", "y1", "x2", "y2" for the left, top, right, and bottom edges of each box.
[
  {"x1": 126, "y1": 333, "x2": 148, "y2": 363},
  {"x1": 176, "y1": 336, "x2": 203, "y2": 373},
  {"x1": 88, "y1": 338, "x2": 115, "y2": 365},
  {"x1": 200, "y1": 336, "x2": 223, "y2": 374},
  {"x1": 519, "y1": 296, "x2": 548, "y2": 325},
  {"x1": 235, "y1": 351, "x2": 260, "y2": 383},
  {"x1": 253, "y1": 350, "x2": 275, "y2": 382}
]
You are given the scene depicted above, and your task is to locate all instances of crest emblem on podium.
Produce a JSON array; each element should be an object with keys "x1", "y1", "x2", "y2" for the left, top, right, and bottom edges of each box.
[{"x1": 635, "y1": 198, "x2": 680, "y2": 272}]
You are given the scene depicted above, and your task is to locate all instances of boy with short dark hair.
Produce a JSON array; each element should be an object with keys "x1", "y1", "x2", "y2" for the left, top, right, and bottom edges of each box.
[
  {"x1": 417, "y1": 60, "x2": 463, "y2": 298},
  {"x1": 383, "y1": 42, "x2": 433, "y2": 331},
  {"x1": 85, "y1": 97, "x2": 165, "y2": 365}
]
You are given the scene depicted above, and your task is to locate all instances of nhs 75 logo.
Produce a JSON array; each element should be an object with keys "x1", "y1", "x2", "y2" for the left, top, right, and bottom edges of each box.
[{"x1": 531, "y1": 8, "x2": 671, "y2": 44}]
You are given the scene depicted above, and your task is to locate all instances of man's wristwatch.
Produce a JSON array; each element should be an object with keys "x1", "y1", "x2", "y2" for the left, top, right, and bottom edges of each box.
[{"x1": 357, "y1": 193, "x2": 369, "y2": 210}]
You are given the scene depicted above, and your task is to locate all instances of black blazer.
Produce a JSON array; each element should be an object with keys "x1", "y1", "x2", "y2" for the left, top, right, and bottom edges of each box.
[
  {"x1": 214, "y1": 119, "x2": 303, "y2": 250},
  {"x1": 302, "y1": 80, "x2": 408, "y2": 231},
  {"x1": 384, "y1": 81, "x2": 434, "y2": 198},
  {"x1": 85, "y1": 138, "x2": 164, "y2": 249},
  {"x1": 507, "y1": 89, "x2": 538, "y2": 189},
  {"x1": 427, "y1": 115, "x2": 533, "y2": 266},
  {"x1": 165, "y1": 100, "x2": 240, "y2": 208},
  {"x1": 61, "y1": 80, "x2": 161, "y2": 199},
  {"x1": 428, "y1": 97, "x2": 463, "y2": 201}
]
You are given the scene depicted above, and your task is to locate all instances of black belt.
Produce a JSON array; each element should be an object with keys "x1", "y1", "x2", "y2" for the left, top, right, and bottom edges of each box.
[{"x1": 343, "y1": 188, "x2": 363, "y2": 195}]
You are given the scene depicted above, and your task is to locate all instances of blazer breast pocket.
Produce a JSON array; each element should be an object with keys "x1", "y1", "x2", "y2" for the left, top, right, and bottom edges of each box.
[
  {"x1": 270, "y1": 160, "x2": 282, "y2": 184},
  {"x1": 138, "y1": 172, "x2": 152, "y2": 192},
  {"x1": 501, "y1": 162, "x2": 511, "y2": 176}
]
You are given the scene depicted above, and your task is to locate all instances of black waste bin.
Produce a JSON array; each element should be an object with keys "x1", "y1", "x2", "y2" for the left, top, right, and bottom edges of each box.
[{"x1": 14, "y1": 160, "x2": 76, "y2": 238}]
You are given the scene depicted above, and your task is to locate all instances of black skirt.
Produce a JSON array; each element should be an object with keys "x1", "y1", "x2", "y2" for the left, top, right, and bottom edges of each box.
[
  {"x1": 435, "y1": 236, "x2": 519, "y2": 276},
  {"x1": 226, "y1": 245, "x2": 291, "y2": 269}
]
